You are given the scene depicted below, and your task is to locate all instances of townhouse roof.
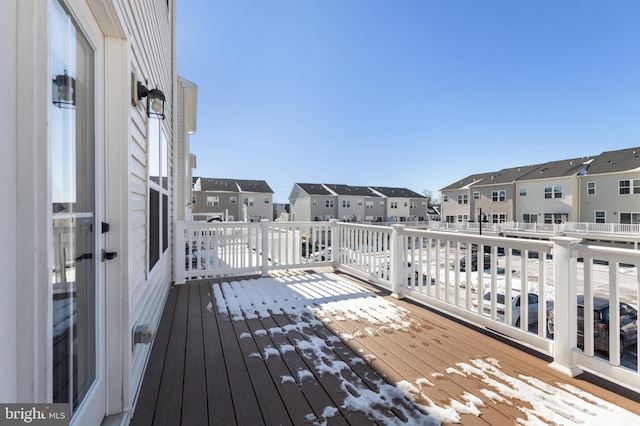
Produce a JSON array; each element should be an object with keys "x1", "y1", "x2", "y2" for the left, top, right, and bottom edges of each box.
[
  {"x1": 322, "y1": 184, "x2": 381, "y2": 197},
  {"x1": 196, "y1": 177, "x2": 273, "y2": 193},
  {"x1": 584, "y1": 147, "x2": 640, "y2": 175},
  {"x1": 518, "y1": 157, "x2": 592, "y2": 181},
  {"x1": 296, "y1": 183, "x2": 334, "y2": 196},
  {"x1": 441, "y1": 172, "x2": 497, "y2": 191},
  {"x1": 369, "y1": 186, "x2": 425, "y2": 198},
  {"x1": 294, "y1": 183, "x2": 423, "y2": 198},
  {"x1": 472, "y1": 164, "x2": 546, "y2": 186}
]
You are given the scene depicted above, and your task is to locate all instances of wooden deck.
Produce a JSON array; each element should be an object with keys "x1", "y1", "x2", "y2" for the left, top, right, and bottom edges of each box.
[{"x1": 131, "y1": 270, "x2": 640, "y2": 425}]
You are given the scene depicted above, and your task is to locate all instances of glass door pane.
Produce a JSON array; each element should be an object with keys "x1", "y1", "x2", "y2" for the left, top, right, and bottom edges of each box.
[{"x1": 50, "y1": 0, "x2": 96, "y2": 414}]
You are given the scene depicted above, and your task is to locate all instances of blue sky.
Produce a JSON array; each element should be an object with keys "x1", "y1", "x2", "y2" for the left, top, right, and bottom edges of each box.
[{"x1": 177, "y1": 1, "x2": 640, "y2": 203}]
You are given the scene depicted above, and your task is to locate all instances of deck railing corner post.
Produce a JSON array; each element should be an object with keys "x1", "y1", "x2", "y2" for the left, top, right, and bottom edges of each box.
[
  {"x1": 261, "y1": 219, "x2": 270, "y2": 277},
  {"x1": 549, "y1": 236, "x2": 583, "y2": 377},
  {"x1": 390, "y1": 224, "x2": 406, "y2": 299},
  {"x1": 329, "y1": 219, "x2": 339, "y2": 270}
]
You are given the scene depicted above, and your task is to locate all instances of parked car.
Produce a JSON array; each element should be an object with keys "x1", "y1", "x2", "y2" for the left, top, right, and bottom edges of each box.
[
  {"x1": 458, "y1": 254, "x2": 491, "y2": 272},
  {"x1": 547, "y1": 295, "x2": 637, "y2": 356},
  {"x1": 473, "y1": 290, "x2": 553, "y2": 327},
  {"x1": 379, "y1": 262, "x2": 421, "y2": 281}
]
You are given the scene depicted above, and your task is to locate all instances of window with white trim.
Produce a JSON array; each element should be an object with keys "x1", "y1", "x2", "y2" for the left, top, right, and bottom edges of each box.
[
  {"x1": 544, "y1": 186, "x2": 562, "y2": 199},
  {"x1": 619, "y1": 179, "x2": 640, "y2": 195},
  {"x1": 587, "y1": 182, "x2": 595, "y2": 195},
  {"x1": 519, "y1": 188, "x2": 527, "y2": 196},
  {"x1": 206, "y1": 196, "x2": 219, "y2": 207},
  {"x1": 457, "y1": 194, "x2": 468, "y2": 205},
  {"x1": 491, "y1": 190, "x2": 506, "y2": 202},
  {"x1": 620, "y1": 212, "x2": 640, "y2": 224},
  {"x1": 365, "y1": 201, "x2": 374, "y2": 209},
  {"x1": 243, "y1": 197, "x2": 254, "y2": 206},
  {"x1": 342, "y1": 200, "x2": 351, "y2": 208},
  {"x1": 230, "y1": 196, "x2": 237, "y2": 204},
  {"x1": 148, "y1": 120, "x2": 169, "y2": 271},
  {"x1": 473, "y1": 191, "x2": 480, "y2": 199},
  {"x1": 595, "y1": 211, "x2": 606, "y2": 223},
  {"x1": 325, "y1": 199, "x2": 334, "y2": 208}
]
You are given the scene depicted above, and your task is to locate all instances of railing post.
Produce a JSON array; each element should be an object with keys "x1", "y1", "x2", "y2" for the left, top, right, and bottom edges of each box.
[
  {"x1": 329, "y1": 219, "x2": 339, "y2": 270},
  {"x1": 173, "y1": 221, "x2": 186, "y2": 284},
  {"x1": 549, "y1": 236, "x2": 583, "y2": 377},
  {"x1": 261, "y1": 219, "x2": 269, "y2": 277},
  {"x1": 390, "y1": 224, "x2": 406, "y2": 299}
]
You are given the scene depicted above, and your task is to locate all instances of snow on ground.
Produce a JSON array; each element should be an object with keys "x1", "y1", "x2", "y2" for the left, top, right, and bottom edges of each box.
[{"x1": 211, "y1": 272, "x2": 640, "y2": 425}]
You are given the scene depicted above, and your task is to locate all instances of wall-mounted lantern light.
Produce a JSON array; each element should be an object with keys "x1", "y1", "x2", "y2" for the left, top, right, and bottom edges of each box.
[
  {"x1": 137, "y1": 81, "x2": 166, "y2": 120},
  {"x1": 52, "y1": 70, "x2": 76, "y2": 108}
]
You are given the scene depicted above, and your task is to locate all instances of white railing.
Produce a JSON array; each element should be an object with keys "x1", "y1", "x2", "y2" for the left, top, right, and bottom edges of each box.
[
  {"x1": 501, "y1": 222, "x2": 560, "y2": 234},
  {"x1": 564, "y1": 222, "x2": 640, "y2": 235},
  {"x1": 173, "y1": 219, "x2": 640, "y2": 393}
]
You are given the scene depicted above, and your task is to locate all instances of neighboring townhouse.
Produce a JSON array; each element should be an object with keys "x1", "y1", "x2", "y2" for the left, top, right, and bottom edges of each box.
[
  {"x1": 578, "y1": 147, "x2": 640, "y2": 225},
  {"x1": 289, "y1": 183, "x2": 426, "y2": 222},
  {"x1": 192, "y1": 177, "x2": 274, "y2": 222},
  {"x1": 515, "y1": 157, "x2": 591, "y2": 224},
  {"x1": 324, "y1": 184, "x2": 381, "y2": 222},
  {"x1": 470, "y1": 165, "x2": 544, "y2": 223},
  {"x1": 441, "y1": 172, "x2": 495, "y2": 223},
  {"x1": 2, "y1": 0, "x2": 197, "y2": 423},
  {"x1": 370, "y1": 187, "x2": 429, "y2": 222},
  {"x1": 289, "y1": 183, "x2": 337, "y2": 221}
]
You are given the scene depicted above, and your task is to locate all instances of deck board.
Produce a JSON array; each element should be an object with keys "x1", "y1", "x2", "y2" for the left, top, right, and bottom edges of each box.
[{"x1": 132, "y1": 271, "x2": 640, "y2": 425}]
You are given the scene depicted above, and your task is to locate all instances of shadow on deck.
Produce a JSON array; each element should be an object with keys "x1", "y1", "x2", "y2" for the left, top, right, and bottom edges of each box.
[{"x1": 131, "y1": 270, "x2": 640, "y2": 425}]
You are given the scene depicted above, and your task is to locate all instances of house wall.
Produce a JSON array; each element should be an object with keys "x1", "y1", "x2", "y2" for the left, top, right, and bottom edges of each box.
[
  {"x1": 410, "y1": 197, "x2": 428, "y2": 220},
  {"x1": 242, "y1": 191, "x2": 272, "y2": 221},
  {"x1": 311, "y1": 196, "x2": 338, "y2": 220},
  {"x1": 0, "y1": 0, "x2": 18, "y2": 402},
  {"x1": 337, "y1": 195, "x2": 365, "y2": 221},
  {"x1": 441, "y1": 189, "x2": 471, "y2": 222},
  {"x1": 193, "y1": 191, "x2": 239, "y2": 220},
  {"x1": 365, "y1": 197, "x2": 385, "y2": 222},
  {"x1": 121, "y1": 0, "x2": 176, "y2": 412},
  {"x1": 579, "y1": 171, "x2": 640, "y2": 223},
  {"x1": 473, "y1": 184, "x2": 516, "y2": 222},
  {"x1": 515, "y1": 177, "x2": 577, "y2": 223}
]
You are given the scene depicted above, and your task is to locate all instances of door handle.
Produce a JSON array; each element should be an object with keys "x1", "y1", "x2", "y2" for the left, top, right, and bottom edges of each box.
[
  {"x1": 75, "y1": 253, "x2": 93, "y2": 262},
  {"x1": 102, "y1": 250, "x2": 118, "y2": 261}
]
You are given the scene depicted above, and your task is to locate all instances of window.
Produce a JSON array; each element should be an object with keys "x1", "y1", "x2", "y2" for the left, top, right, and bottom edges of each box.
[
  {"x1": 230, "y1": 196, "x2": 237, "y2": 204},
  {"x1": 404, "y1": 202, "x2": 408, "y2": 207},
  {"x1": 148, "y1": 121, "x2": 169, "y2": 271},
  {"x1": 457, "y1": 215, "x2": 469, "y2": 222},
  {"x1": 491, "y1": 214, "x2": 506, "y2": 223},
  {"x1": 595, "y1": 211, "x2": 606, "y2": 223},
  {"x1": 457, "y1": 194, "x2": 468, "y2": 205},
  {"x1": 544, "y1": 186, "x2": 562, "y2": 199},
  {"x1": 545, "y1": 213, "x2": 566, "y2": 224},
  {"x1": 523, "y1": 214, "x2": 537, "y2": 223},
  {"x1": 619, "y1": 212, "x2": 640, "y2": 224},
  {"x1": 390, "y1": 201, "x2": 398, "y2": 209},
  {"x1": 206, "y1": 196, "x2": 219, "y2": 207},
  {"x1": 519, "y1": 188, "x2": 527, "y2": 196},
  {"x1": 380, "y1": 201, "x2": 384, "y2": 207},
  {"x1": 358, "y1": 200, "x2": 362, "y2": 205},
  {"x1": 473, "y1": 191, "x2": 480, "y2": 200},
  {"x1": 619, "y1": 179, "x2": 640, "y2": 195},
  {"x1": 264, "y1": 198, "x2": 270, "y2": 204},
  {"x1": 422, "y1": 201, "x2": 427, "y2": 207},
  {"x1": 325, "y1": 199, "x2": 334, "y2": 208},
  {"x1": 312, "y1": 199, "x2": 317, "y2": 205},
  {"x1": 243, "y1": 197, "x2": 254, "y2": 206},
  {"x1": 365, "y1": 201, "x2": 374, "y2": 209},
  {"x1": 342, "y1": 200, "x2": 351, "y2": 208},
  {"x1": 587, "y1": 182, "x2": 595, "y2": 195},
  {"x1": 491, "y1": 190, "x2": 506, "y2": 202},
  {"x1": 410, "y1": 201, "x2": 417, "y2": 208},
  {"x1": 443, "y1": 195, "x2": 449, "y2": 202}
]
